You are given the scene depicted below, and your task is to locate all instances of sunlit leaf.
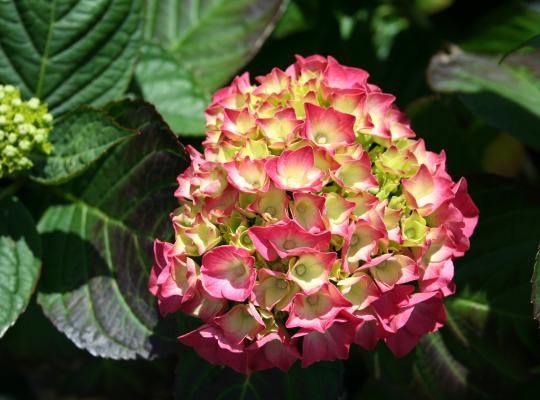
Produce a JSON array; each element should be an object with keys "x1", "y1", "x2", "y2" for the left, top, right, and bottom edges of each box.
[
  {"x1": 0, "y1": 0, "x2": 143, "y2": 115},
  {"x1": 137, "y1": 0, "x2": 288, "y2": 135},
  {"x1": 428, "y1": 46, "x2": 540, "y2": 151},
  {"x1": 0, "y1": 197, "x2": 41, "y2": 338},
  {"x1": 37, "y1": 102, "x2": 187, "y2": 359},
  {"x1": 30, "y1": 108, "x2": 137, "y2": 185}
]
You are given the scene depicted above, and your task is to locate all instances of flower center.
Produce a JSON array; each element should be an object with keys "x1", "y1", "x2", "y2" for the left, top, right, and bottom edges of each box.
[
  {"x1": 296, "y1": 202, "x2": 307, "y2": 213},
  {"x1": 286, "y1": 177, "x2": 300, "y2": 187},
  {"x1": 283, "y1": 239, "x2": 296, "y2": 250},
  {"x1": 405, "y1": 228, "x2": 416, "y2": 239},
  {"x1": 307, "y1": 295, "x2": 319, "y2": 306},
  {"x1": 241, "y1": 234, "x2": 252, "y2": 245},
  {"x1": 265, "y1": 206, "x2": 277, "y2": 217},
  {"x1": 315, "y1": 133, "x2": 328, "y2": 144},
  {"x1": 234, "y1": 263, "x2": 246, "y2": 277},
  {"x1": 275, "y1": 279, "x2": 288, "y2": 290},
  {"x1": 295, "y1": 263, "x2": 307, "y2": 276}
]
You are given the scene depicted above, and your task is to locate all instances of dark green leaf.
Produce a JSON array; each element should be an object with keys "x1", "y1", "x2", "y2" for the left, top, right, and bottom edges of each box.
[
  {"x1": 0, "y1": 0, "x2": 143, "y2": 115},
  {"x1": 460, "y1": 3, "x2": 540, "y2": 54},
  {"x1": 0, "y1": 197, "x2": 41, "y2": 338},
  {"x1": 500, "y1": 34, "x2": 540, "y2": 63},
  {"x1": 137, "y1": 0, "x2": 288, "y2": 135},
  {"x1": 30, "y1": 108, "x2": 136, "y2": 185},
  {"x1": 413, "y1": 332, "x2": 468, "y2": 399},
  {"x1": 428, "y1": 46, "x2": 540, "y2": 151},
  {"x1": 407, "y1": 97, "x2": 486, "y2": 176},
  {"x1": 37, "y1": 102, "x2": 188, "y2": 359},
  {"x1": 272, "y1": 1, "x2": 309, "y2": 40},
  {"x1": 532, "y1": 247, "x2": 540, "y2": 329},
  {"x1": 174, "y1": 350, "x2": 344, "y2": 400}
]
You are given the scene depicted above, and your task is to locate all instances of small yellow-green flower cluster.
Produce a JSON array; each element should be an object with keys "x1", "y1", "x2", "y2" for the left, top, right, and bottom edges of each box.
[{"x1": 0, "y1": 84, "x2": 53, "y2": 177}]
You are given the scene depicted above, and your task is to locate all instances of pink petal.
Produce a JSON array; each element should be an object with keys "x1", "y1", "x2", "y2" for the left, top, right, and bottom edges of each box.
[
  {"x1": 179, "y1": 324, "x2": 248, "y2": 374},
  {"x1": 248, "y1": 220, "x2": 331, "y2": 261},
  {"x1": 294, "y1": 318, "x2": 355, "y2": 367},
  {"x1": 303, "y1": 103, "x2": 356, "y2": 150},
  {"x1": 201, "y1": 245, "x2": 256, "y2": 301}
]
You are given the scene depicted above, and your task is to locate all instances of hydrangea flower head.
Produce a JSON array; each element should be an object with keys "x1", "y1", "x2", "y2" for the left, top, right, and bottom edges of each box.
[
  {"x1": 149, "y1": 55, "x2": 479, "y2": 373},
  {"x1": 0, "y1": 85, "x2": 53, "y2": 177}
]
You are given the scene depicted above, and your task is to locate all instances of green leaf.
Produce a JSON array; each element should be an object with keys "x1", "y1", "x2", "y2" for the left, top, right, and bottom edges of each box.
[
  {"x1": 0, "y1": 197, "x2": 41, "y2": 338},
  {"x1": 135, "y1": 44, "x2": 209, "y2": 136},
  {"x1": 532, "y1": 247, "x2": 540, "y2": 329},
  {"x1": 407, "y1": 97, "x2": 486, "y2": 176},
  {"x1": 272, "y1": 1, "x2": 309, "y2": 40},
  {"x1": 30, "y1": 108, "x2": 137, "y2": 185},
  {"x1": 137, "y1": 0, "x2": 288, "y2": 135},
  {"x1": 37, "y1": 102, "x2": 188, "y2": 359},
  {"x1": 0, "y1": 0, "x2": 143, "y2": 116},
  {"x1": 428, "y1": 46, "x2": 540, "y2": 151},
  {"x1": 500, "y1": 34, "x2": 540, "y2": 64},
  {"x1": 460, "y1": 3, "x2": 540, "y2": 54},
  {"x1": 174, "y1": 350, "x2": 344, "y2": 400},
  {"x1": 413, "y1": 332, "x2": 468, "y2": 399}
]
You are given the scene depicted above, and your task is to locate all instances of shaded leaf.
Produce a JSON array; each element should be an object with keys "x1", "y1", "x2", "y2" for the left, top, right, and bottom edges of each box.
[
  {"x1": 413, "y1": 332, "x2": 468, "y2": 399},
  {"x1": 0, "y1": 197, "x2": 41, "y2": 338},
  {"x1": 428, "y1": 46, "x2": 540, "y2": 151},
  {"x1": 407, "y1": 97, "x2": 486, "y2": 176},
  {"x1": 137, "y1": 0, "x2": 288, "y2": 135},
  {"x1": 30, "y1": 108, "x2": 136, "y2": 185},
  {"x1": 501, "y1": 34, "x2": 540, "y2": 63},
  {"x1": 460, "y1": 3, "x2": 540, "y2": 54},
  {"x1": 37, "y1": 102, "x2": 188, "y2": 359},
  {"x1": 532, "y1": 247, "x2": 540, "y2": 329},
  {"x1": 174, "y1": 349, "x2": 344, "y2": 400},
  {"x1": 0, "y1": 0, "x2": 143, "y2": 115}
]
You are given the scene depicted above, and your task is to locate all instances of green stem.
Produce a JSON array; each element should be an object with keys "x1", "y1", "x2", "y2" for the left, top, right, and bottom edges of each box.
[{"x1": 239, "y1": 374, "x2": 251, "y2": 400}]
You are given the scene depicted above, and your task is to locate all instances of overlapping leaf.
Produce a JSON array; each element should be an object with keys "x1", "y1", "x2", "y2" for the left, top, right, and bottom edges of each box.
[
  {"x1": 37, "y1": 102, "x2": 187, "y2": 359},
  {"x1": 30, "y1": 108, "x2": 137, "y2": 185},
  {"x1": 460, "y1": 2, "x2": 540, "y2": 54},
  {"x1": 428, "y1": 46, "x2": 540, "y2": 151},
  {"x1": 0, "y1": 197, "x2": 41, "y2": 338},
  {"x1": 137, "y1": 0, "x2": 288, "y2": 135},
  {"x1": 0, "y1": 0, "x2": 143, "y2": 115}
]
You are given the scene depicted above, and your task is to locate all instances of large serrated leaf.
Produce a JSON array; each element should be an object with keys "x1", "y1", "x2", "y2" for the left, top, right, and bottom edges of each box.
[
  {"x1": 137, "y1": 0, "x2": 288, "y2": 135},
  {"x1": 0, "y1": 197, "x2": 41, "y2": 338},
  {"x1": 30, "y1": 108, "x2": 137, "y2": 185},
  {"x1": 0, "y1": 0, "x2": 143, "y2": 115},
  {"x1": 428, "y1": 46, "x2": 540, "y2": 151},
  {"x1": 174, "y1": 350, "x2": 344, "y2": 400},
  {"x1": 37, "y1": 102, "x2": 188, "y2": 359}
]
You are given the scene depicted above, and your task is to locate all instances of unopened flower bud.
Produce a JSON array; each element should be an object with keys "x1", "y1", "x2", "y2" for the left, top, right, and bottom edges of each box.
[{"x1": 0, "y1": 84, "x2": 53, "y2": 177}]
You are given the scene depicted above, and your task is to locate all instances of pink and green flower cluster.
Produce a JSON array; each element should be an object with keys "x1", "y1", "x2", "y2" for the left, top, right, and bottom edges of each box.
[{"x1": 149, "y1": 55, "x2": 479, "y2": 373}]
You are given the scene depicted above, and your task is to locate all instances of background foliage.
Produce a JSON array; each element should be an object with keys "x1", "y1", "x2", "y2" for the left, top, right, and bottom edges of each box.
[{"x1": 1, "y1": 0, "x2": 539, "y2": 399}]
